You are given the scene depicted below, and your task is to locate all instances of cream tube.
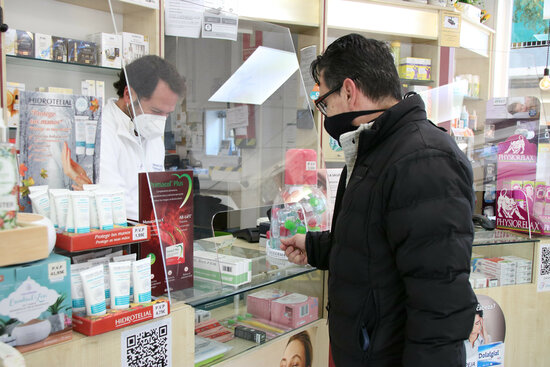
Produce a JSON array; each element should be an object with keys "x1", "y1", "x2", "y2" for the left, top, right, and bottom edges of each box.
[
  {"x1": 72, "y1": 248, "x2": 113, "y2": 264},
  {"x1": 65, "y1": 193, "x2": 75, "y2": 233},
  {"x1": 111, "y1": 189, "x2": 127, "y2": 227},
  {"x1": 132, "y1": 258, "x2": 151, "y2": 304},
  {"x1": 105, "y1": 250, "x2": 124, "y2": 262},
  {"x1": 88, "y1": 257, "x2": 111, "y2": 307},
  {"x1": 114, "y1": 254, "x2": 137, "y2": 298},
  {"x1": 83, "y1": 184, "x2": 100, "y2": 191},
  {"x1": 85, "y1": 120, "x2": 98, "y2": 156},
  {"x1": 80, "y1": 265, "x2": 107, "y2": 316},
  {"x1": 70, "y1": 191, "x2": 90, "y2": 233},
  {"x1": 75, "y1": 117, "x2": 87, "y2": 155},
  {"x1": 29, "y1": 190, "x2": 51, "y2": 218},
  {"x1": 108, "y1": 261, "x2": 131, "y2": 310},
  {"x1": 70, "y1": 263, "x2": 92, "y2": 313},
  {"x1": 83, "y1": 185, "x2": 100, "y2": 229},
  {"x1": 95, "y1": 191, "x2": 114, "y2": 230},
  {"x1": 28, "y1": 185, "x2": 49, "y2": 194},
  {"x1": 51, "y1": 189, "x2": 70, "y2": 231},
  {"x1": 48, "y1": 190, "x2": 58, "y2": 230}
]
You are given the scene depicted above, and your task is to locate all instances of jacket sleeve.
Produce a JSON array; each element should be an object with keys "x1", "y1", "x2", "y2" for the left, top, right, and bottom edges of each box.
[
  {"x1": 306, "y1": 230, "x2": 332, "y2": 270},
  {"x1": 384, "y1": 149, "x2": 477, "y2": 367}
]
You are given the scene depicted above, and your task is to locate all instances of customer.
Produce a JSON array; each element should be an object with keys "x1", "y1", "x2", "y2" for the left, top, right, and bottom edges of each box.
[
  {"x1": 99, "y1": 55, "x2": 185, "y2": 220},
  {"x1": 281, "y1": 34, "x2": 477, "y2": 366}
]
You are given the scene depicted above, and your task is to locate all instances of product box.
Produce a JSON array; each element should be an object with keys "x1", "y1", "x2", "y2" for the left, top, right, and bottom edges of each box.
[
  {"x1": 96, "y1": 81, "x2": 105, "y2": 104},
  {"x1": 55, "y1": 223, "x2": 151, "y2": 252},
  {"x1": 4, "y1": 29, "x2": 17, "y2": 56},
  {"x1": 67, "y1": 39, "x2": 97, "y2": 65},
  {"x1": 270, "y1": 293, "x2": 318, "y2": 329},
  {"x1": 88, "y1": 32, "x2": 122, "y2": 68},
  {"x1": 72, "y1": 299, "x2": 169, "y2": 336},
  {"x1": 122, "y1": 32, "x2": 149, "y2": 65},
  {"x1": 34, "y1": 33, "x2": 53, "y2": 60},
  {"x1": 194, "y1": 250, "x2": 251, "y2": 288},
  {"x1": 15, "y1": 30, "x2": 34, "y2": 58},
  {"x1": 6, "y1": 82, "x2": 25, "y2": 128},
  {"x1": 0, "y1": 253, "x2": 72, "y2": 353},
  {"x1": 81, "y1": 80, "x2": 96, "y2": 97},
  {"x1": 138, "y1": 170, "x2": 194, "y2": 296},
  {"x1": 399, "y1": 57, "x2": 432, "y2": 81},
  {"x1": 52, "y1": 36, "x2": 68, "y2": 62},
  {"x1": 246, "y1": 289, "x2": 286, "y2": 320}
]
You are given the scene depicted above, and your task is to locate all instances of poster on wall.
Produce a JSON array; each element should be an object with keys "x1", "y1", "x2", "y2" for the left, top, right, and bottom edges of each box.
[
  {"x1": 18, "y1": 91, "x2": 102, "y2": 211},
  {"x1": 464, "y1": 295, "x2": 506, "y2": 367}
]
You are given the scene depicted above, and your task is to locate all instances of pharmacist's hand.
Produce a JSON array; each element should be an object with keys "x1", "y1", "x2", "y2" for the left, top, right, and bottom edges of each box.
[
  {"x1": 280, "y1": 234, "x2": 308, "y2": 266},
  {"x1": 61, "y1": 142, "x2": 92, "y2": 190}
]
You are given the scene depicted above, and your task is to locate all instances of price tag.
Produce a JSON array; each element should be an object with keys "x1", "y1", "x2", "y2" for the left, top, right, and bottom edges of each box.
[
  {"x1": 153, "y1": 302, "x2": 169, "y2": 318},
  {"x1": 132, "y1": 226, "x2": 148, "y2": 241}
]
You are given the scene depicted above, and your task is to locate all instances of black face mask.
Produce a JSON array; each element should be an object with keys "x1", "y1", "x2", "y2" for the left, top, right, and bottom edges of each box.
[{"x1": 324, "y1": 109, "x2": 386, "y2": 144}]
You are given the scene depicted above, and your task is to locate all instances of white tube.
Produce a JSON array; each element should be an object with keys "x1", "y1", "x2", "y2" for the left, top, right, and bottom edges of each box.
[
  {"x1": 88, "y1": 257, "x2": 111, "y2": 307},
  {"x1": 114, "y1": 254, "x2": 137, "y2": 298},
  {"x1": 72, "y1": 248, "x2": 112, "y2": 264},
  {"x1": 95, "y1": 191, "x2": 114, "y2": 230},
  {"x1": 108, "y1": 261, "x2": 131, "y2": 310},
  {"x1": 80, "y1": 265, "x2": 107, "y2": 316},
  {"x1": 85, "y1": 120, "x2": 98, "y2": 156},
  {"x1": 83, "y1": 184, "x2": 100, "y2": 229},
  {"x1": 65, "y1": 192, "x2": 75, "y2": 233},
  {"x1": 48, "y1": 190, "x2": 58, "y2": 229},
  {"x1": 75, "y1": 117, "x2": 87, "y2": 155},
  {"x1": 29, "y1": 190, "x2": 50, "y2": 218},
  {"x1": 132, "y1": 258, "x2": 151, "y2": 304},
  {"x1": 70, "y1": 191, "x2": 90, "y2": 233},
  {"x1": 28, "y1": 185, "x2": 49, "y2": 194},
  {"x1": 50, "y1": 189, "x2": 70, "y2": 232},
  {"x1": 111, "y1": 189, "x2": 127, "y2": 227},
  {"x1": 105, "y1": 249, "x2": 124, "y2": 262},
  {"x1": 70, "y1": 263, "x2": 92, "y2": 313},
  {"x1": 83, "y1": 184, "x2": 100, "y2": 191}
]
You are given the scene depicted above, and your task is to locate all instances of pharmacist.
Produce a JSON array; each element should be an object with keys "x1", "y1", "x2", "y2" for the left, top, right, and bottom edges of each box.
[{"x1": 99, "y1": 55, "x2": 185, "y2": 220}]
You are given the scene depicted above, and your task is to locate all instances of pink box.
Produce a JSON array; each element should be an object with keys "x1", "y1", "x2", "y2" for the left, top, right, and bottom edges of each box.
[
  {"x1": 270, "y1": 293, "x2": 318, "y2": 329},
  {"x1": 246, "y1": 289, "x2": 286, "y2": 320}
]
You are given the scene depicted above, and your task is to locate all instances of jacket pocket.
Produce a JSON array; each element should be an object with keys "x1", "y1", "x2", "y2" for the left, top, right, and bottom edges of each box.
[{"x1": 361, "y1": 289, "x2": 379, "y2": 362}]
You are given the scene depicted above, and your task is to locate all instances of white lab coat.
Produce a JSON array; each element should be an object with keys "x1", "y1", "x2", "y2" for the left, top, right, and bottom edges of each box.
[{"x1": 99, "y1": 99, "x2": 165, "y2": 220}]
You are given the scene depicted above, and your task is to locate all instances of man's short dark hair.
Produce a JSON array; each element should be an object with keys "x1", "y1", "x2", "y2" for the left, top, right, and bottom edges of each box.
[
  {"x1": 310, "y1": 34, "x2": 401, "y2": 102},
  {"x1": 113, "y1": 55, "x2": 186, "y2": 99}
]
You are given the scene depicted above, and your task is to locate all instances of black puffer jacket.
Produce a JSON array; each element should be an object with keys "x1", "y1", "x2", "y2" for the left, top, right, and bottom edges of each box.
[{"x1": 307, "y1": 94, "x2": 477, "y2": 367}]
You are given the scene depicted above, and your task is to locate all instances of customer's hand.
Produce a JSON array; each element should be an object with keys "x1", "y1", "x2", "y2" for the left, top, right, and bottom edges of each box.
[
  {"x1": 280, "y1": 234, "x2": 308, "y2": 265},
  {"x1": 61, "y1": 142, "x2": 92, "y2": 190}
]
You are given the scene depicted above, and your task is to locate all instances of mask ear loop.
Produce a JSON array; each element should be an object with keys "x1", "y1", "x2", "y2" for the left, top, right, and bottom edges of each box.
[{"x1": 108, "y1": 0, "x2": 173, "y2": 306}]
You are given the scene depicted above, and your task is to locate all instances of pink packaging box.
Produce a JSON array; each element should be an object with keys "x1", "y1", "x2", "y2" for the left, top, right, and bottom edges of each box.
[
  {"x1": 246, "y1": 289, "x2": 286, "y2": 320},
  {"x1": 270, "y1": 293, "x2": 319, "y2": 329}
]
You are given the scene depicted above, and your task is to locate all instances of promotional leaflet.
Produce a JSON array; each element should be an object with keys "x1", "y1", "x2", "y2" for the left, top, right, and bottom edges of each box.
[
  {"x1": 19, "y1": 92, "x2": 102, "y2": 211},
  {"x1": 138, "y1": 170, "x2": 194, "y2": 296}
]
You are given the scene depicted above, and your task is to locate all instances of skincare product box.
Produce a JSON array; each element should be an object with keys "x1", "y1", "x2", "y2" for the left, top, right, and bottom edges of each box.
[
  {"x1": 52, "y1": 36, "x2": 68, "y2": 62},
  {"x1": 0, "y1": 253, "x2": 72, "y2": 353},
  {"x1": 122, "y1": 32, "x2": 149, "y2": 65},
  {"x1": 55, "y1": 223, "x2": 150, "y2": 252},
  {"x1": 15, "y1": 30, "x2": 34, "y2": 58},
  {"x1": 138, "y1": 170, "x2": 194, "y2": 296},
  {"x1": 4, "y1": 29, "x2": 17, "y2": 56},
  {"x1": 67, "y1": 39, "x2": 97, "y2": 65},
  {"x1": 88, "y1": 32, "x2": 122, "y2": 68},
  {"x1": 34, "y1": 33, "x2": 53, "y2": 60},
  {"x1": 72, "y1": 299, "x2": 169, "y2": 336},
  {"x1": 6, "y1": 82, "x2": 25, "y2": 128},
  {"x1": 194, "y1": 250, "x2": 251, "y2": 288},
  {"x1": 399, "y1": 57, "x2": 432, "y2": 81},
  {"x1": 270, "y1": 293, "x2": 318, "y2": 329},
  {"x1": 246, "y1": 289, "x2": 287, "y2": 320}
]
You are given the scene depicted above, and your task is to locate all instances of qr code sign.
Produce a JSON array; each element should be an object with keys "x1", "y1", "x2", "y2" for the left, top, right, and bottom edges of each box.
[
  {"x1": 121, "y1": 318, "x2": 171, "y2": 367},
  {"x1": 541, "y1": 246, "x2": 550, "y2": 276},
  {"x1": 132, "y1": 226, "x2": 148, "y2": 241}
]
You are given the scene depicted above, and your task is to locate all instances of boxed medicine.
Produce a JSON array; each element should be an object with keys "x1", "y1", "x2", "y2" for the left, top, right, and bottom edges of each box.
[
  {"x1": 52, "y1": 36, "x2": 68, "y2": 62},
  {"x1": 67, "y1": 39, "x2": 97, "y2": 65},
  {"x1": 88, "y1": 32, "x2": 122, "y2": 68},
  {"x1": 6, "y1": 82, "x2": 25, "y2": 128},
  {"x1": 270, "y1": 293, "x2": 319, "y2": 329},
  {"x1": 194, "y1": 250, "x2": 251, "y2": 288},
  {"x1": 4, "y1": 29, "x2": 17, "y2": 55},
  {"x1": 399, "y1": 57, "x2": 432, "y2": 81},
  {"x1": 34, "y1": 33, "x2": 53, "y2": 60},
  {"x1": 246, "y1": 289, "x2": 287, "y2": 320},
  {"x1": 0, "y1": 253, "x2": 72, "y2": 353},
  {"x1": 122, "y1": 32, "x2": 149, "y2": 65}
]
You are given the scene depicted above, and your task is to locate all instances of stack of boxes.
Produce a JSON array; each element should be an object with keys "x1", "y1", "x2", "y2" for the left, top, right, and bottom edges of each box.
[
  {"x1": 193, "y1": 250, "x2": 252, "y2": 288},
  {"x1": 470, "y1": 255, "x2": 532, "y2": 289}
]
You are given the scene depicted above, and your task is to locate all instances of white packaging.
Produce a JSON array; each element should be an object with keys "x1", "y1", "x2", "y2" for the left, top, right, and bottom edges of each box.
[
  {"x1": 132, "y1": 258, "x2": 152, "y2": 304},
  {"x1": 28, "y1": 190, "x2": 50, "y2": 218},
  {"x1": 72, "y1": 248, "x2": 112, "y2": 264},
  {"x1": 70, "y1": 262, "x2": 92, "y2": 313},
  {"x1": 108, "y1": 261, "x2": 131, "y2": 309},
  {"x1": 74, "y1": 116, "x2": 87, "y2": 155},
  {"x1": 122, "y1": 32, "x2": 149, "y2": 66},
  {"x1": 95, "y1": 190, "x2": 114, "y2": 230},
  {"x1": 194, "y1": 250, "x2": 252, "y2": 287},
  {"x1": 34, "y1": 33, "x2": 52, "y2": 60},
  {"x1": 105, "y1": 250, "x2": 124, "y2": 262},
  {"x1": 88, "y1": 257, "x2": 111, "y2": 307},
  {"x1": 6, "y1": 82, "x2": 25, "y2": 128},
  {"x1": 111, "y1": 189, "x2": 127, "y2": 226},
  {"x1": 96, "y1": 80, "x2": 105, "y2": 105},
  {"x1": 80, "y1": 265, "x2": 107, "y2": 316},
  {"x1": 50, "y1": 189, "x2": 70, "y2": 231},
  {"x1": 4, "y1": 29, "x2": 16, "y2": 55},
  {"x1": 113, "y1": 254, "x2": 137, "y2": 262},
  {"x1": 65, "y1": 192, "x2": 75, "y2": 233},
  {"x1": 85, "y1": 120, "x2": 98, "y2": 156},
  {"x1": 28, "y1": 185, "x2": 49, "y2": 194},
  {"x1": 88, "y1": 33, "x2": 122, "y2": 68},
  {"x1": 70, "y1": 191, "x2": 91, "y2": 233}
]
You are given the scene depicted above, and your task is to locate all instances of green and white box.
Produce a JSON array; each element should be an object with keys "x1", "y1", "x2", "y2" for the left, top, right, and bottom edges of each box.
[{"x1": 194, "y1": 250, "x2": 251, "y2": 287}]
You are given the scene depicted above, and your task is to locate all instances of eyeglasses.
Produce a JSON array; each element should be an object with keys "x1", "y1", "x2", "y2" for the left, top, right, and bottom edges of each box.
[{"x1": 314, "y1": 82, "x2": 343, "y2": 117}]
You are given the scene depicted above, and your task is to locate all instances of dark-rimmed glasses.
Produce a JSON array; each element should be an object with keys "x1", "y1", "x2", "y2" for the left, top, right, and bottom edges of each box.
[{"x1": 314, "y1": 82, "x2": 343, "y2": 117}]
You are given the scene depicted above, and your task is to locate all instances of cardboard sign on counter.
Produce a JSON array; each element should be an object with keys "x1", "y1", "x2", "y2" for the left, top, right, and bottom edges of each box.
[{"x1": 55, "y1": 223, "x2": 150, "y2": 252}]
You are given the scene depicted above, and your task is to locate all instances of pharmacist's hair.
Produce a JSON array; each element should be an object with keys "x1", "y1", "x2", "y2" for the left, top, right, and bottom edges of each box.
[
  {"x1": 287, "y1": 331, "x2": 313, "y2": 367},
  {"x1": 114, "y1": 55, "x2": 186, "y2": 99},
  {"x1": 311, "y1": 34, "x2": 402, "y2": 102}
]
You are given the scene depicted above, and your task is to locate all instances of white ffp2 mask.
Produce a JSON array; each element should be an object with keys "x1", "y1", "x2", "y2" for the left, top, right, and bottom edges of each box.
[{"x1": 133, "y1": 114, "x2": 166, "y2": 140}]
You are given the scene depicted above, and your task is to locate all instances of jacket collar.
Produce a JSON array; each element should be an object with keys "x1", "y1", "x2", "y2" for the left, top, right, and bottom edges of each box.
[
  {"x1": 107, "y1": 98, "x2": 140, "y2": 144},
  {"x1": 356, "y1": 93, "x2": 427, "y2": 156}
]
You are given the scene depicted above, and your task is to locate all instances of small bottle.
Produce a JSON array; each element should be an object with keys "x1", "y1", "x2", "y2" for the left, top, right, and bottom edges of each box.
[
  {"x1": 468, "y1": 110, "x2": 478, "y2": 131},
  {"x1": 390, "y1": 41, "x2": 401, "y2": 70},
  {"x1": 460, "y1": 105, "x2": 468, "y2": 129}
]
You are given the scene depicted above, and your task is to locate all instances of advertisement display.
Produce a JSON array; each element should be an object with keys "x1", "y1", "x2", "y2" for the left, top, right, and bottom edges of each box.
[
  {"x1": 138, "y1": 170, "x2": 194, "y2": 296},
  {"x1": 18, "y1": 91, "x2": 102, "y2": 211}
]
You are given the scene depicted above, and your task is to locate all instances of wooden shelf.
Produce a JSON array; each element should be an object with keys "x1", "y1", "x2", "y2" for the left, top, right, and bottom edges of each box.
[{"x1": 57, "y1": 0, "x2": 158, "y2": 14}]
